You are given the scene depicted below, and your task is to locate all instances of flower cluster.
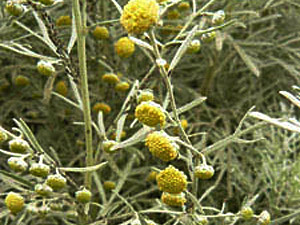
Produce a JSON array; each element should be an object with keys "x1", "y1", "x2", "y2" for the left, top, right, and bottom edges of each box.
[{"x1": 135, "y1": 101, "x2": 166, "y2": 127}]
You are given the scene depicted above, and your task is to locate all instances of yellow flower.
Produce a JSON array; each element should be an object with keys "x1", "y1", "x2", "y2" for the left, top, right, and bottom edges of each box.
[
  {"x1": 55, "y1": 81, "x2": 68, "y2": 97},
  {"x1": 14, "y1": 75, "x2": 30, "y2": 87},
  {"x1": 240, "y1": 206, "x2": 254, "y2": 220},
  {"x1": 137, "y1": 90, "x2": 154, "y2": 103},
  {"x1": 93, "y1": 26, "x2": 109, "y2": 40},
  {"x1": 56, "y1": 15, "x2": 72, "y2": 26},
  {"x1": 5, "y1": 192, "x2": 24, "y2": 214},
  {"x1": 135, "y1": 101, "x2": 166, "y2": 127},
  {"x1": 161, "y1": 192, "x2": 186, "y2": 207},
  {"x1": 114, "y1": 37, "x2": 135, "y2": 58},
  {"x1": 120, "y1": 0, "x2": 159, "y2": 34},
  {"x1": 93, "y1": 102, "x2": 111, "y2": 114},
  {"x1": 102, "y1": 73, "x2": 120, "y2": 84},
  {"x1": 194, "y1": 164, "x2": 214, "y2": 180},
  {"x1": 156, "y1": 165, "x2": 187, "y2": 194},
  {"x1": 115, "y1": 81, "x2": 130, "y2": 92},
  {"x1": 145, "y1": 131, "x2": 178, "y2": 161}
]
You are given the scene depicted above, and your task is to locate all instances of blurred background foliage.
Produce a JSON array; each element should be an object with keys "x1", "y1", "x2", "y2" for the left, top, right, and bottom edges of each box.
[{"x1": 0, "y1": 0, "x2": 300, "y2": 224}]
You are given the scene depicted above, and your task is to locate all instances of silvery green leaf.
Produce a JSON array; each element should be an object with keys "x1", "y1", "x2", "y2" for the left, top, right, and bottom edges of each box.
[
  {"x1": 58, "y1": 161, "x2": 107, "y2": 172},
  {"x1": 168, "y1": 25, "x2": 199, "y2": 72}
]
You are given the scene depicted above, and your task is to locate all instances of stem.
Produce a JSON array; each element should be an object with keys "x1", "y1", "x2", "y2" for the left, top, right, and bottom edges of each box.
[{"x1": 73, "y1": 0, "x2": 93, "y2": 190}]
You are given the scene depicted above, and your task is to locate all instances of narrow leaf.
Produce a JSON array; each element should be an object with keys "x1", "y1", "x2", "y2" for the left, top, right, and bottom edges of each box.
[{"x1": 58, "y1": 162, "x2": 107, "y2": 172}]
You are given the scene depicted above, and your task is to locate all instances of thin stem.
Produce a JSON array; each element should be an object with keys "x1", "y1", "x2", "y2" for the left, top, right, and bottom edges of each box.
[{"x1": 72, "y1": 0, "x2": 93, "y2": 190}]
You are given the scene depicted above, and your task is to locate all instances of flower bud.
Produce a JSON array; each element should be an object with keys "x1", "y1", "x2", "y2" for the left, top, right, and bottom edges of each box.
[
  {"x1": 5, "y1": 1, "x2": 24, "y2": 17},
  {"x1": 93, "y1": 26, "x2": 109, "y2": 40},
  {"x1": 212, "y1": 10, "x2": 225, "y2": 25},
  {"x1": 55, "y1": 81, "x2": 68, "y2": 97},
  {"x1": 137, "y1": 90, "x2": 154, "y2": 104},
  {"x1": 178, "y1": 2, "x2": 190, "y2": 11},
  {"x1": 194, "y1": 164, "x2": 214, "y2": 180},
  {"x1": 37, "y1": 0, "x2": 54, "y2": 6},
  {"x1": 37, "y1": 60, "x2": 55, "y2": 76},
  {"x1": 75, "y1": 188, "x2": 92, "y2": 203},
  {"x1": 14, "y1": 75, "x2": 30, "y2": 87},
  {"x1": 93, "y1": 102, "x2": 111, "y2": 114},
  {"x1": 35, "y1": 183, "x2": 53, "y2": 196},
  {"x1": 115, "y1": 81, "x2": 130, "y2": 92},
  {"x1": 103, "y1": 181, "x2": 116, "y2": 191},
  {"x1": 7, "y1": 157, "x2": 28, "y2": 172},
  {"x1": 9, "y1": 138, "x2": 30, "y2": 153},
  {"x1": 46, "y1": 174, "x2": 67, "y2": 191},
  {"x1": 201, "y1": 31, "x2": 216, "y2": 43},
  {"x1": 241, "y1": 206, "x2": 254, "y2": 220},
  {"x1": 29, "y1": 162, "x2": 50, "y2": 178},
  {"x1": 5, "y1": 192, "x2": 24, "y2": 214},
  {"x1": 258, "y1": 210, "x2": 271, "y2": 225},
  {"x1": 56, "y1": 15, "x2": 72, "y2": 26},
  {"x1": 102, "y1": 73, "x2": 120, "y2": 84},
  {"x1": 114, "y1": 37, "x2": 135, "y2": 58},
  {"x1": 161, "y1": 192, "x2": 186, "y2": 207},
  {"x1": 102, "y1": 140, "x2": 118, "y2": 153},
  {"x1": 187, "y1": 40, "x2": 201, "y2": 54}
]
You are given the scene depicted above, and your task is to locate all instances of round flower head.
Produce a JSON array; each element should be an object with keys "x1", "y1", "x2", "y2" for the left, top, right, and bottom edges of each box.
[
  {"x1": 8, "y1": 157, "x2": 28, "y2": 172},
  {"x1": 178, "y1": 2, "x2": 190, "y2": 11},
  {"x1": 9, "y1": 138, "x2": 30, "y2": 153},
  {"x1": 29, "y1": 162, "x2": 50, "y2": 178},
  {"x1": 137, "y1": 90, "x2": 154, "y2": 103},
  {"x1": 161, "y1": 192, "x2": 186, "y2": 207},
  {"x1": 0, "y1": 130, "x2": 8, "y2": 143},
  {"x1": 120, "y1": 0, "x2": 159, "y2": 34},
  {"x1": 56, "y1": 15, "x2": 72, "y2": 26},
  {"x1": 194, "y1": 164, "x2": 214, "y2": 180},
  {"x1": 55, "y1": 80, "x2": 68, "y2": 97},
  {"x1": 258, "y1": 211, "x2": 271, "y2": 225},
  {"x1": 103, "y1": 181, "x2": 116, "y2": 190},
  {"x1": 102, "y1": 73, "x2": 120, "y2": 84},
  {"x1": 46, "y1": 174, "x2": 67, "y2": 191},
  {"x1": 145, "y1": 131, "x2": 178, "y2": 161},
  {"x1": 37, "y1": 60, "x2": 55, "y2": 76},
  {"x1": 240, "y1": 206, "x2": 254, "y2": 220},
  {"x1": 35, "y1": 183, "x2": 53, "y2": 196},
  {"x1": 75, "y1": 188, "x2": 92, "y2": 203},
  {"x1": 5, "y1": 192, "x2": 24, "y2": 214},
  {"x1": 38, "y1": 0, "x2": 55, "y2": 6},
  {"x1": 14, "y1": 75, "x2": 30, "y2": 87},
  {"x1": 6, "y1": 1, "x2": 24, "y2": 17},
  {"x1": 114, "y1": 37, "x2": 135, "y2": 58},
  {"x1": 93, "y1": 102, "x2": 111, "y2": 114},
  {"x1": 156, "y1": 165, "x2": 187, "y2": 194},
  {"x1": 115, "y1": 81, "x2": 130, "y2": 92},
  {"x1": 93, "y1": 26, "x2": 109, "y2": 40},
  {"x1": 135, "y1": 101, "x2": 166, "y2": 127}
]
